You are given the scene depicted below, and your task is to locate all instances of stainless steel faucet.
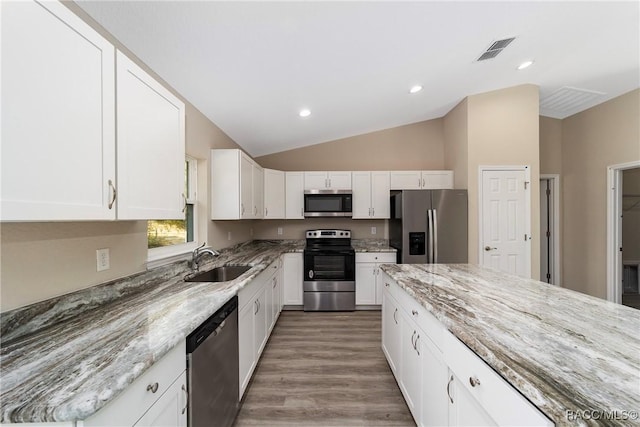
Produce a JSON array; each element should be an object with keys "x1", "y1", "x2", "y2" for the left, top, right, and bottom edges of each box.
[{"x1": 191, "y1": 242, "x2": 220, "y2": 271}]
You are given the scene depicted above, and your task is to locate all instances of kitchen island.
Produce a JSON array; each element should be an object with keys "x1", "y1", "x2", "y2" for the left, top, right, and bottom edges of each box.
[{"x1": 380, "y1": 263, "x2": 640, "y2": 426}]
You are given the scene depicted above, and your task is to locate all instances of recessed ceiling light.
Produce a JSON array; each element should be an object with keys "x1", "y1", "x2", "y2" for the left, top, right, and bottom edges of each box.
[
  {"x1": 517, "y1": 60, "x2": 534, "y2": 70},
  {"x1": 299, "y1": 109, "x2": 311, "y2": 117},
  {"x1": 409, "y1": 85, "x2": 423, "y2": 94}
]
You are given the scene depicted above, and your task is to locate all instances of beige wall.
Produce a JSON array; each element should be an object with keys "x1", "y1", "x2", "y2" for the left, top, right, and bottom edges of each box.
[
  {"x1": 253, "y1": 218, "x2": 388, "y2": 240},
  {"x1": 623, "y1": 168, "x2": 640, "y2": 263},
  {"x1": 562, "y1": 89, "x2": 640, "y2": 298},
  {"x1": 466, "y1": 85, "x2": 541, "y2": 278},
  {"x1": 443, "y1": 98, "x2": 469, "y2": 189},
  {"x1": 256, "y1": 119, "x2": 445, "y2": 171},
  {"x1": 539, "y1": 117, "x2": 563, "y2": 175},
  {"x1": 0, "y1": 3, "x2": 252, "y2": 312}
]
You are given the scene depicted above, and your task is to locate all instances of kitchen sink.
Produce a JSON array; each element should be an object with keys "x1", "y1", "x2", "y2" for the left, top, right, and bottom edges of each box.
[{"x1": 186, "y1": 265, "x2": 252, "y2": 283}]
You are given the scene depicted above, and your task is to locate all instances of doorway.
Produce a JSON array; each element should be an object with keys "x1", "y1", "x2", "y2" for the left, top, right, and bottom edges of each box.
[
  {"x1": 479, "y1": 166, "x2": 531, "y2": 278},
  {"x1": 607, "y1": 161, "x2": 640, "y2": 309},
  {"x1": 540, "y1": 175, "x2": 560, "y2": 286}
]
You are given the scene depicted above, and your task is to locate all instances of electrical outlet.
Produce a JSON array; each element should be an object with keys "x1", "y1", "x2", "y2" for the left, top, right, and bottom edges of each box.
[
  {"x1": 371, "y1": 227, "x2": 377, "y2": 235},
  {"x1": 96, "y1": 248, "x2": 110, "y2": 272},
  {"x1": 228, "y1": 231, "x2": 232, "y2": 241},
  {"x1": 277, "y1": 227, "x2": 283, "y2": 235}
]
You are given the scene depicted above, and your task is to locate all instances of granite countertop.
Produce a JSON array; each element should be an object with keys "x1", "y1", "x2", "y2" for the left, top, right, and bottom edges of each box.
[
  {"x1": 0, "y1": 240, "x2": 303, "y2": 423},
  {"x1": 380, "y1": 263, "x2": 640, "y2": 426},
  {"x1": 351, "y1": 239, "x2": 396, "y2": 252}
]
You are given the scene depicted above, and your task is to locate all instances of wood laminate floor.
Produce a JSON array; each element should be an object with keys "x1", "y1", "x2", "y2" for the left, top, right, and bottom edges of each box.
[{"x1": 234, "y1": 311, "x2": 415, "y2": 427}]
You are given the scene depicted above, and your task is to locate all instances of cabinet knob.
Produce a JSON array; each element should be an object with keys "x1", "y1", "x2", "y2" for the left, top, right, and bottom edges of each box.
[
  {"x1": 469, "y1": 376, "x2": 481, "y2": 387},
  {"x1": 412, "y1": 310, "x2": 418, "y2": 316},
  {"x1": 146, "y1": 382, "x2": 159, "y2": 393}
]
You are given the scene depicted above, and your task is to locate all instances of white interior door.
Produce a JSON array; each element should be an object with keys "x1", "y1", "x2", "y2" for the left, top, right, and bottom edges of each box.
[{"x1": 481, "y1": 168, "x2": 530, "y2": 278}]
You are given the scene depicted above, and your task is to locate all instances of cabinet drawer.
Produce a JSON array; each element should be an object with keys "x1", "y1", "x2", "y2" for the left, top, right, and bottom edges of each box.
[
  {"x1": 83, "y1": 341, "x2": 186, "y2": 426},
  {"x1": 238, "y1": 261, "x2": 278, "y2": 309},
  {"x1": 355, "y1": 252, "x2": 396, "y2": 263},
  {"x1": 445, "y1": 332, "x2": 552, "y2": 426},
  {"x1": 394, "y1": 283, "x2": 445, "y2": 351}
]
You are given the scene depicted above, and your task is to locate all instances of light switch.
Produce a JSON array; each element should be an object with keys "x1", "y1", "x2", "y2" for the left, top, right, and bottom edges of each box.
[
  {"x1": 96, "y1": 248, "x2": 110, "y2": 272},
  {"x1": 371, "y1": 227, "x2": 377, "y2": 235},
  {"x1": 277, "y1": 227, "x2": 283, "y2": 235}
]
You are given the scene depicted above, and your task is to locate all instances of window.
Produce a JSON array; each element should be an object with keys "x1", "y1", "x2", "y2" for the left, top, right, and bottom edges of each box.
[{"x1": 148, "y1": 156, "x2": 198, "y2": 262}]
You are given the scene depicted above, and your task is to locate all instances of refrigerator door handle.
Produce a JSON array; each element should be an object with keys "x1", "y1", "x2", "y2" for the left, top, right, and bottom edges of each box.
[
  {"x1": 427, "y1": 209, "x2": 434, "y2": 263},
  {"x1": 433, "y1": 209, "x2": 438, "y2": 263}
]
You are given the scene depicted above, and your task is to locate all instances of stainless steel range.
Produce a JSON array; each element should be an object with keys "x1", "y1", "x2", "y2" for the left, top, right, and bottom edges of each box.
[{"x1": 303, "y1": 229, "x2": 356, "y2": 311}]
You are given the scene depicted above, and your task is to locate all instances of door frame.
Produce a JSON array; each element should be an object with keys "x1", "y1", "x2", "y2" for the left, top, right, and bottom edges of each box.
[
  {"x1": 478, "y1": 165, "x2": 532, "y2": 278},
  {"x1": 607, "y1": 160, "x2": 640, "y2": 303},
  {"x1": 540, "y1": 174, "x2": 561, "y2": 286}
]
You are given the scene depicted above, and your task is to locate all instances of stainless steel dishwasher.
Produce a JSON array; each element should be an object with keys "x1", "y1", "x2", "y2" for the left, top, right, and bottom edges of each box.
[{"x1": 186, "y1": 296, "x2": 239, "y2": 427}]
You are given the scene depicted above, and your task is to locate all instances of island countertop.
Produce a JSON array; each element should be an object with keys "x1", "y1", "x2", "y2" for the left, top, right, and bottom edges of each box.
[{"x1": 379, "y1": 263, "x2": 640, "y2": 426}]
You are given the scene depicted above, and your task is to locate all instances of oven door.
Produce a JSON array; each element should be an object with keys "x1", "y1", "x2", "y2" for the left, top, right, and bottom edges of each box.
[{"x1": 303, "y1": 249, "x2": 355, "y2": 291}]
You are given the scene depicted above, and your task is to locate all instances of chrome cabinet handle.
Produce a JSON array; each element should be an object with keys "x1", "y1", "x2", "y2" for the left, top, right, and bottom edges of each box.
[
  {"x1": 147, "y1": 382, "x2": 159, "y2": 393},
  {"x1": 254, "y1": 300, "x2": 259, "y2": 314},
  {"x1": 447, "y1": 375, "x2": 454, "y2": 403},
  {"x1": 415, "y1": 334, "x2": 420, "y2": 355},
  {"x1": 469, "y1": 376, "x2": 481, "y2": 387},
  {"x1": 393, "y1": 308, "x2": 398, "y2": 324},
  {"x1": 181, "y1": 384, "x2": 188, "y2": 414},
  {"x1": 181, "y1": 193, "x2": 187, "y2": 213},
  {"x1": 108, "y1": 179, "x2": 117, "y2": 209},
  {"x1": 411, "y1": 331, "x2": 416, "y2": 350},
  {"x1": 422, "y1": 178, "x2": 426, "y2": 188},
  {"x1": 418, "y1": 178, "x2": 421, "y2": 188},
  {"x1": 254, "y1": 206, "x2": 257, "y2": 216},
  {"x1": 265, "y1": 207, "x2": 268, "y2": 217},
  {"x1": 241, "y1": 204, "x2": 245, "y2": 215},
  {"x1": 372, "y1": 207, "x2": 375, "y2": 216},
  {"x1": 484, "y1": 246, "x2": 497, "y2": 251}
]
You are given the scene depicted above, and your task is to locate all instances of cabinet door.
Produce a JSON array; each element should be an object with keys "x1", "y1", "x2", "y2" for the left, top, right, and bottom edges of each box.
[
  {"x1": 390, "y1": 171, "x2": 422, "y2": 190},
  {"x1": 421, "y1": 337, "x2": 449, "y2": 427},
  {"x1": 371, "y1": 171, "x2": 391, "y2": 218},
  {"x1": 264, "y1": 276, "x2": 274, "y2": 335},
  {"x1": 252, "y1": 164, "x2": 264, "y2": 218},
  {"x1": 210, "y1": 149, "x2": 241, "y2": 219},
  {"x1": 304, "y1": 172, "x2": 328, "y2": 190},
  {"x1": 1, "y1": 0, "x2": 116, "y2": 221},
  {"x1": 238, "y1": 302, "x2": 255, "y2": 398},
  {"x1": 240, "y1": 154, "x2": 253, "y2": 219},
  {"x1": 448, "y1": 373, "x2": 496, "y2": 427},
  {"x1": 382, "y1": 288, "x2": 401, "y2": 377},
  {"x1": 285, "y1": 172, "x2": 305, "y2": 219},
  {"x1": 116, "y1": 51, "x2": 185, "y2": 220},
  {"x1": 327, "y1": 171, "x2": 352, "y2": 190},
  {"x1": 375, "y1": 266, "x2": 383, "y2": 304},
  {"x1": 400, "y1": 314, "x2": 423, "y2": 422},
  {"x1": 422, "y1": 171, "x2": 454, "y2": 190},
  {"x1": 283, "y1": 253, "x2": 303, "y2": 305},
  {"x1": 352, "y1": 172, "x2": 372, "y2": 219},
  {"x1": 254, "y1": 287, "x2": 268, "y2": 358},
  {"x1": 355, "y1": 262, "x2": 377, "y2": 305},
  {"x1": 264, "y1": 169, "x2": 285, "y2": 219},
  {"x1": 134, "y1": 372, "x2": 187, "y2": 427}
]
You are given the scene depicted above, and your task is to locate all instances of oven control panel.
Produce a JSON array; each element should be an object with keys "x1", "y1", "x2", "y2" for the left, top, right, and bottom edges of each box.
[{"x1": 306, "y1": 229, "x2": 351, "y2": 238}]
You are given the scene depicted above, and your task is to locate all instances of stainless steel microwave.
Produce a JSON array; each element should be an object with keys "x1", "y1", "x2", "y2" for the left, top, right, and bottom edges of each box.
[{"x1": 304, "y1": 190, "x2": 352, "y2": 217}]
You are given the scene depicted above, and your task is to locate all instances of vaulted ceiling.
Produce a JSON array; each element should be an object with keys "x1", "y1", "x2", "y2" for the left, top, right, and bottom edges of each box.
[{"x1": 77, "y1": 1, "x2": 640, "y2": 157}]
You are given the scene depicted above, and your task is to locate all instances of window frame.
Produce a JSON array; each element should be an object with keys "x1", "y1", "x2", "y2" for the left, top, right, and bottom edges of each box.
[{"x1": 147, "y1": 156, "x2": 199, "y2": 266}]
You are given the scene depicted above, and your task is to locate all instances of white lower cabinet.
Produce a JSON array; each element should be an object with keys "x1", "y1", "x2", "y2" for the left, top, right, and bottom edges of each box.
[
  {"x1": 283, "y1": 253, "x2": 303, "y2": 305},
  {"x1": 134, "y1": 371, "x2": 187, "y2": 427},
  {"x1": 355, "y1": 253, "x2": 396, "y2": 305},
  {"x1": 238, "y1": 260, "x2": 281, "y2": 399},
  {"x1": 381, "y1": 277, "x2": 552, "y2": 427},
  {"x1": 81, "y1": 342, "x2": 186, "y2": 427}
]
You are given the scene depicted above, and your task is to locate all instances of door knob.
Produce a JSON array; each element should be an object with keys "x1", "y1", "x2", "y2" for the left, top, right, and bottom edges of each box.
[{"x1": 484, "y1": 246, "x2": 497, "y2": 251}]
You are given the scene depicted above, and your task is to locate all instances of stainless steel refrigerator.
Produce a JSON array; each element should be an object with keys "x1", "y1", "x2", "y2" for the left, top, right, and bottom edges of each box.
[{"x1": 389, "y1": 190, "x2": 468, "y2": 264}]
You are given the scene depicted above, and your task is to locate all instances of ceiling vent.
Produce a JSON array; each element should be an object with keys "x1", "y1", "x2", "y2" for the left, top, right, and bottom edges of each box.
[
  {"x1": 477, "y1": 37, "x2": 515, "y2": 61},
  {"x1": 540, "y1": 86, "x2": 606, "y2": 119}
]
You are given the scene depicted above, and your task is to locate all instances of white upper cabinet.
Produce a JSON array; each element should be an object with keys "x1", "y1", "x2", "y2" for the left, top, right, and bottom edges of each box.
[
  {"x1": 1, "y1": 0, "x2": 116, "y2": 221},
  {"x1": 285, "y1": 172, "x2": 304, "y2": 219},
  {"x1": 390, "y1": 171, "x2": 453, "y2": 190},
  {"x1": 264, "y1": 169, "x2": 285, "y2": 219},
  {"x1": 116, "y1": 51, "x2": 186, "y2": 220},
  {"x1": 211, "y1": 149, "x2": 263, "y2": 219},
  {"x1": 304, "y1": 172, "x2": 352, "y2": 190},
  {"x1": 352, "y1": 171, "x2": 390, "y2": 219}
]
